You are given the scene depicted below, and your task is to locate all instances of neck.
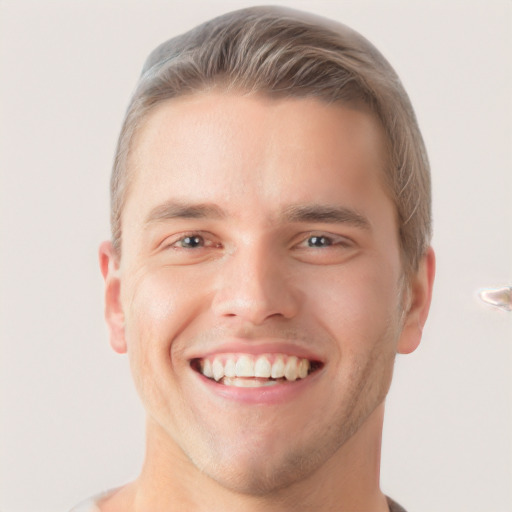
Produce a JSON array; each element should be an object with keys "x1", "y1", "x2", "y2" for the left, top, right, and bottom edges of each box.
[{"x1": 104, "y1": 403, "x2": 389, "y2": 512}]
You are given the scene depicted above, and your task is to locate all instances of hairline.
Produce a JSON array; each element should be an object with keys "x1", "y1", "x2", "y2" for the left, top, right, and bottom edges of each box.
[
  {"x1": 110, "y1": 7, "x2": 432, "y2": 281},
  {"x1": 115, "y1": 87, "x2": 412, "y2": 276}
]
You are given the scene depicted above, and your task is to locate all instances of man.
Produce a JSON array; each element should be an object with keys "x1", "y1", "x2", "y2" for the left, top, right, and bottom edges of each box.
[{"x1": 74, "y1": 5, "x2": 435, "y2": 511}]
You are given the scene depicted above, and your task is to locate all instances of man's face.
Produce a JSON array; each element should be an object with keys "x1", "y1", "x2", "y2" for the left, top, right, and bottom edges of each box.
[{"x1": 103, "y1": 92, "x2": 429, "y2": 494}]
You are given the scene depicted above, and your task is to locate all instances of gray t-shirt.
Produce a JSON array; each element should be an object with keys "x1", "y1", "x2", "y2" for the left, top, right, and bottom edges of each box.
[{"x1": 387, "y1": 496, "x2": 408, "y2": 512}]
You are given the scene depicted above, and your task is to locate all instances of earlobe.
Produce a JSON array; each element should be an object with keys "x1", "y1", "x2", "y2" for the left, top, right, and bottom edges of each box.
[
  {"x1": 397, "y1": 247, "x2": 436, "y2": 355},
  {"x1": 99, "y1": 241, "x2": 127, "y2": 354}
]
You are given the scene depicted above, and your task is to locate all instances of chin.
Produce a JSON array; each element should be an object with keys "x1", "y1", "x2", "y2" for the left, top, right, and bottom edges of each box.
[
  {"x1": 185, "y1": 417, "x2": 355, "y2": 497},
  {"x1": 197, "y1": 448, "x2": 322, "y2": 496},
  {"x1": 189, "y1": 387, "x2": 390, "y2": 498}
]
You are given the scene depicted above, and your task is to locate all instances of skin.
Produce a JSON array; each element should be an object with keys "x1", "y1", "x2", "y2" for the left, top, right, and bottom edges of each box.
[{"x1": 99, "y1": 92, "x2": 435, "y2": 511}]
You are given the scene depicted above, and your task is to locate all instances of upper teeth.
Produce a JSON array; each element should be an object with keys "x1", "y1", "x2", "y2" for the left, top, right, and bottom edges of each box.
[{"x1": 199, "y1": 354, "x2": 311, "y2": 382}]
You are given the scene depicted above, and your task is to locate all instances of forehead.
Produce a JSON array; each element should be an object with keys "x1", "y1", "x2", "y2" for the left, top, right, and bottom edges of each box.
[{"x1": 126, "y1": 92, "x2": 390, "y2": 213}]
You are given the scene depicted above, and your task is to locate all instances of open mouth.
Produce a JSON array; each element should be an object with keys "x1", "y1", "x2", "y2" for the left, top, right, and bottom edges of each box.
[{"x1": 191, "y1": 353, "x2": 323, "y2": 388}]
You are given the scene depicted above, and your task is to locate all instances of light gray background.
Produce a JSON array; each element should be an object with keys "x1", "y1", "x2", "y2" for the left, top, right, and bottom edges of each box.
[{"x1": 1, "y1": 1, "x2": 511, "y2": 511}]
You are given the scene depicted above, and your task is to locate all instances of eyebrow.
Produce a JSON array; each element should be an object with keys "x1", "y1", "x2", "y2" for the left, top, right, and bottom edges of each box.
[
  {"x1": 145, "y1": 201, "x2": 226, "y2": 223},
  {"x1": 281, "y1": 204, "x2": 371, "y2": 230},
  {"x1": 145, "y1": 200, "x2": 371, "y2": 230}
]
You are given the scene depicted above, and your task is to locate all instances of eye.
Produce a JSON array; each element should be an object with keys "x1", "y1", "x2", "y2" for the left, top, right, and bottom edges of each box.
[
  {"x1": 297, "y1": 233, "x2": 349, "y2": 249},
  {"x1": 162, "y1": 231, "x2": 221, "y2": 252},
  {"x1": 292, "y1": 231, "x2": 356, "y2": 265},
  {"x1": 307, "y1": 235, "x2": 333, "y2": 248},
  {"x1": 176, "y1": 235, "x2": 205, "y2": 249},
  {"x1": 157, "y1": 231, "x2": 222, "y2": 265}
]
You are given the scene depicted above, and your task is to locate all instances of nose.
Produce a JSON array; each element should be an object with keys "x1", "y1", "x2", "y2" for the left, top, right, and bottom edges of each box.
[{"x1": 211, "y1": 244, "x2": 300, "y2": 325}]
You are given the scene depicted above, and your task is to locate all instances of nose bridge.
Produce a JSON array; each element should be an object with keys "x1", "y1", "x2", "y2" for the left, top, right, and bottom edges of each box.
[{"x1": 212, "y1": 240, "x2": 299, "y2": 324}]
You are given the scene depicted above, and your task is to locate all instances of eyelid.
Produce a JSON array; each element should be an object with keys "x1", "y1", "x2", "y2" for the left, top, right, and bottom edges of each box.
[
  {"x1": 159, "y1": 230, "x2": 220, "y2": 250},
  {"x1": 293, "y1": 231, "x2": 354, "y2": 248}
]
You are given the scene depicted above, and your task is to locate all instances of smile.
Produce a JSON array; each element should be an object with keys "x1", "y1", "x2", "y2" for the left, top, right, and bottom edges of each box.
[{"x1": 191, "y1": 353, "x2": 323, "y2": 388}]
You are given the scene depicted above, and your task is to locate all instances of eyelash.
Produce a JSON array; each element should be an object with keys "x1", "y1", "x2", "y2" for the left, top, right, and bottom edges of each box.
[
  {"x1": 295, "y1": 232, "x2": 353, "y2": 249},
  {"x1": 163, "y1": 231, "x2": 351, "y2": 251},
  {"x1": 164, "y1": 232, "x2": 219, "y2": 250},
  {"x1": 303, "y1": 235, "x2": 335, "y2": 248}
]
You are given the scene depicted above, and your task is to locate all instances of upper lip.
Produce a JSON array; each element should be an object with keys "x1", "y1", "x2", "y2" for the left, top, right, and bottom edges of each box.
[{"x1": 187, "y1": 340, "x2": 325, "y2": 364}]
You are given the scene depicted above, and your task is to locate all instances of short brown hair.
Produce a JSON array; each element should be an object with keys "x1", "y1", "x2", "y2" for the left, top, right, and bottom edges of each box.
[{"x1": 111, "y1": 6, "x2": 431, "y2": 275}]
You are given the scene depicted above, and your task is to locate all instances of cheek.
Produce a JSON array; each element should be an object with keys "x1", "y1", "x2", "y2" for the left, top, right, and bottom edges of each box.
[
  {"x1": 121, "y1": 266, "x2": 214, "y2": 372},
  {"x1": 123, "y1": 267, "x2": 201, "y2": 334},
  {"x1": 306, "y1": 257, "x2": 403, "y2": 353},
  {"x1": 120, "y1": 269, "x2": 193, "y2": 416},
  {"x1": 121, "y1": 270, "x2": 178, "y2": 373}
]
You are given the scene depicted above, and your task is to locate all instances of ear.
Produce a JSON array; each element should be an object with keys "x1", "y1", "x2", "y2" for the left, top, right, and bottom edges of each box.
[
  {"x1": 397, "y1": 247, "x2": 436, "y2": 354},
  {"x1": 99, "y1": 241, "x2": 127, "y2": 354}
]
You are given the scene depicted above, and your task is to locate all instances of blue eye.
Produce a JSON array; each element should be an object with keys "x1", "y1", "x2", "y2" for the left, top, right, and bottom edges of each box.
[
  {"x1": 178, "y1": 235, "x2": 204, "y2": 248},
  {"x1": 307, "y1": 236, "x2": 332, "y2": 248}
]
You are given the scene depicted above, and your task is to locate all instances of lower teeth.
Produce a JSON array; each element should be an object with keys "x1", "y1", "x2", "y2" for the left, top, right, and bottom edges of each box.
[{"x1": 222, "y1": 377, "x2": 283, "y2": 387}]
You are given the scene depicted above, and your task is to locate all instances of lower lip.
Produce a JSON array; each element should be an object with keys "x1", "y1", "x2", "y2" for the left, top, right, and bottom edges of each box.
[{"x1": 193, "y1": 370, "x2": 322, "y2": 405}]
